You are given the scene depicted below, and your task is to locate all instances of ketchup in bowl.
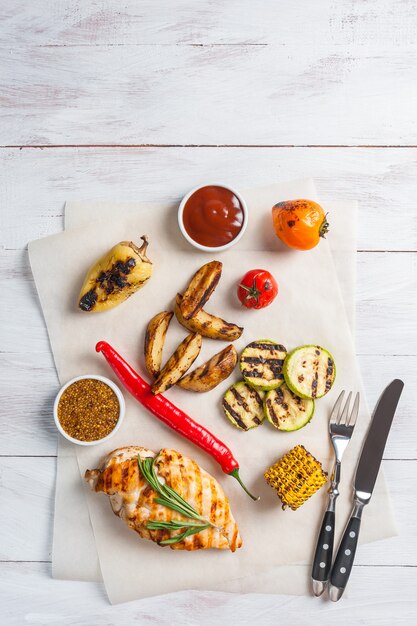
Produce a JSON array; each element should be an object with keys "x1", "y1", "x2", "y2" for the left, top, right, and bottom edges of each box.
[{"x1": 181, "y1": 185, "x2": 246, "y2": 249}]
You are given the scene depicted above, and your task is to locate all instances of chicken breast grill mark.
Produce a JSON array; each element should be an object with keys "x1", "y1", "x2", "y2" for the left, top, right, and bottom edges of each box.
[{"x1": 85, "y1": 446, "x2": 242, "y2": 552}]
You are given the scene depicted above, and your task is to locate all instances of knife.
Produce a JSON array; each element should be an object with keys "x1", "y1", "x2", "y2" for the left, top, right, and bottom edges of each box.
[{"x1": 328, "y1": 378, "x2": 404, "y2": 601}]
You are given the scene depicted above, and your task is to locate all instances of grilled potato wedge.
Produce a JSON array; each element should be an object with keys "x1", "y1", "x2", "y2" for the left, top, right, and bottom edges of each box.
[
  {"x1": 177, "y1": 345, "x2": 237, "y2": 392},
  {"x1": 144, "y1": 311, "x2": 174, "y2": 378},
  {"x1": 175, "y1": 294, "x2": 243, "y2": 341},
  {"x1": 179, "y1": 261, "x2": 222, "y2": 320},
  {"x1": 152, "y1": 332, "x2": 202, "y2": 395}
]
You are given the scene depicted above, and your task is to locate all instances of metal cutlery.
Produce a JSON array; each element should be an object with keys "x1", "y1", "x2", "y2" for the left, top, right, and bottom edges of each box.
[
  {"x1": 328, "y1": 379, "x2": 404, "y2": 601},
  {"x1": 312, "y1": 390, "x2": 360, "y2": 597}
]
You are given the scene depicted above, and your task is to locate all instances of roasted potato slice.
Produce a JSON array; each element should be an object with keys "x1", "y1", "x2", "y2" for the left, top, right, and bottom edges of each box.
[
  {"x1": 152, "y1": 332, "x2": 202, "y2": 395},
  {"x1": 179, "y1": 261, "x2": 222, "y2": 320},
  {"x1": 177, "y1": 345, "x2": 237, "y2": 392},
  {"x1": 144, "y1": 311, "x2": 174, "y2": 378},
  {"x1": 175, "y1": 294, "x2": 243, "y2": 341}
]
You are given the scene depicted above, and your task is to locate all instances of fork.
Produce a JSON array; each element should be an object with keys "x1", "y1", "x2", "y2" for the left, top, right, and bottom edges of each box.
[{"x1": 311, "y1": 390, "x2": 360, "y2": 597}]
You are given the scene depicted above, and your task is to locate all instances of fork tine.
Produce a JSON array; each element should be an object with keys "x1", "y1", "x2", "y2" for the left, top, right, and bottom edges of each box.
[
  {"x1": 337, "y1": 391, "x2": 352, "y2": 425},
  {"x1": 347, "y1": 392, "x2": 360, "y2": 427},
  {"x1": 329, "y1": 390, "x2": 345, "y2": 426}
]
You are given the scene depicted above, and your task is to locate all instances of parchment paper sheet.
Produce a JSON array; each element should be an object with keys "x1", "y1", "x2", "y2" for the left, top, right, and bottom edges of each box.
[
  {"x1": 29, "y1": 181, "x2": 395, "y2": 604},
  {"x1": 54, "y1": 182, "x2": 357, "y2": 587}
]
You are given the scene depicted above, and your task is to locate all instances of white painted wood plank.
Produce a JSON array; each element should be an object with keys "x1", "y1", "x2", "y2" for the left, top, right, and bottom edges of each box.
[
  {"x1": 0, "y1": 457, "x2": 415, "y2": 565},
  {"x1": 358, "y1": 356, "x2": 416, "y2": 460},
  {"x1": 2, "y1": 43, "x2": 415, "y2": 146},
  {"x1": 356, "y1": 252, "x2": 417, "y2": 356},
  {"x1": 0, "y1": 350, "x2": 58, "y2": 456},
  {"x1": 1, "y1": 147, "x2": 417, "y2": 251},
  {"x1": 4, "y1": 1, "x2": 416, "y2": 47},
  {"x1": 0, "y1": 562, "x2": 416, "y2": 626},
  {"x1": 0, "y1": 457, "x2": 55, "y2": 562},
  {"x1": 1, "y1": 2, "x2": 417, "y2": 145}
]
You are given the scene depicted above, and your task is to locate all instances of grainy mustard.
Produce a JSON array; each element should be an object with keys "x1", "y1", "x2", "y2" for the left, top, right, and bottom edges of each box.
[{"x1": 57, "y1": 378, "x2": 119, "y2": 441}]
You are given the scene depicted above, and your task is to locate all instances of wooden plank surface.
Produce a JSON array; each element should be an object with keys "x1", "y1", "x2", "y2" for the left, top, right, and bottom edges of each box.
[
  {"x1": 4, "y1": 1, "x2": 416, "y2": 47},
  {"x1": 1, "y1": 0, "x2": 416, "y2": 622},
  {"x1": 1, "y1": 562, "x2": 416, "y2": 626},
  {"x1": 1, "y1": 2, "x2": 417, "y2": 145}
]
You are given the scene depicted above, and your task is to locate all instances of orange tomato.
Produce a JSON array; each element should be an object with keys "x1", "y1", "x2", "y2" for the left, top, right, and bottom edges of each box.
[{"x1": 272, "y1": 199, "x2": 329, "y2": 251}]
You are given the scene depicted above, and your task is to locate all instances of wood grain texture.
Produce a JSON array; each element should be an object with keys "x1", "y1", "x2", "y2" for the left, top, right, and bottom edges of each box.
[
  {"x1": 1, "y1": 147, "x2": 417, "y2": 251},
  {"x1": 1, "y1": 2, "x2": 417, "y2": 145},
  {"x1": 1, "y1": 1, "x2": 416, "y2": 48},
  {"x1": 1, "y1": 562, "x2": 416, "y2": 626},
  {"x1": 0, "y1": 457, "x2": 55, "y2": 562}
]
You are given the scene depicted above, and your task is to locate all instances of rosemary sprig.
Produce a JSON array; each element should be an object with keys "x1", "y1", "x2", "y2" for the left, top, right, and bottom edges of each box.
[
  {"x1": 138, "y1": 454, "x2": 216, "y2": 545},
  {"x1": 146, "y1": 520, "x2": 212, "y2": 545}
]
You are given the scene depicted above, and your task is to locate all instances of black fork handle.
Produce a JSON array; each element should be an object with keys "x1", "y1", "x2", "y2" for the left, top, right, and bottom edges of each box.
[{"x1": 312, "y1": 509, "x2": 335, "y2": 593}]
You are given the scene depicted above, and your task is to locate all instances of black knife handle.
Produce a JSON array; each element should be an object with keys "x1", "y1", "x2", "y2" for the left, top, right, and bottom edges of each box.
[
  {"x1": 329, "y1": 514, "x2": 362, "y2": 598},
  {"x1": 312, "y1": 509, "x2": 335, "y2": 582}
]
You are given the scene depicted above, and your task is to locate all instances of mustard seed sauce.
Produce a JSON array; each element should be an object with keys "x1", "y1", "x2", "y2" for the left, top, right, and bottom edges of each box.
[{"x1": 57, "y1": 378, "x2": 119, "y2": 441}]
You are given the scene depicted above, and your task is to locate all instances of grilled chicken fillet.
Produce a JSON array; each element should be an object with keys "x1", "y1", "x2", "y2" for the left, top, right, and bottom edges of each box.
[{"x1": 85, "y1": 446, "x2": 242, "y2": 551}]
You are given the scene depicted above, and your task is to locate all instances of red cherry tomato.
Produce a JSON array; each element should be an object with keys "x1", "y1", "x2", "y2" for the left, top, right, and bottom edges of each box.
[{"x1": 237, "y1": 269, "x2": 278, "y2": 309}]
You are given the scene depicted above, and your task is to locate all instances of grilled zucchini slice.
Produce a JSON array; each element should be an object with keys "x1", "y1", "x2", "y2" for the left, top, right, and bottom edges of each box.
[
  {"x1": 264, "y1": 384, "x2": 314, "y2": 431},
  {"x1": 239, "y1": 340, "x2": 287, "y2": 391},
  {"x1": 222, "y1": 381, "x2": 265, "y2": 431},
  {"x1": 283, "y1": 345, "x2": 336, "y2": 399}
]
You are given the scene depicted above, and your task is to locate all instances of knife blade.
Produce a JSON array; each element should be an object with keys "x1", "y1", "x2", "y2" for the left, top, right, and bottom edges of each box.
[
  {"x1": 354, "y1": 379, "x2": 404, "y2": 501},
  {"x1": 328, "y1": 379, "x2": 404, "y2": 601}
]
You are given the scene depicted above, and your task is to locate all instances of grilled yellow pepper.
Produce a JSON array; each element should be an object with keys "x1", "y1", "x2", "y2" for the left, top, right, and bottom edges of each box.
[{"x1": 78, "y1": 235, "x2": 152, "y2": 313}]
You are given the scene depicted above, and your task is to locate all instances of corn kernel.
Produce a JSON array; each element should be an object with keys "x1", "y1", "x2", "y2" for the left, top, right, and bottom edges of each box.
[{"x1": 264, "y1": 445, "x2": 327, "y2": 510}]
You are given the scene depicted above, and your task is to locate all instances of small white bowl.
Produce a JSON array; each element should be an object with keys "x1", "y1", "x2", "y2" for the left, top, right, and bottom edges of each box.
[
  {"x1": 178, "y1": 183, "x2": 248, "y2": 252},
  {"x1": 53, "y1": 374, "x2": 125, "y2": 446}
]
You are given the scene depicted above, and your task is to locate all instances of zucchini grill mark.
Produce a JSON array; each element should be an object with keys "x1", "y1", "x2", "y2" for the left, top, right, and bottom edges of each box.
[
  {"x1": 284, "y1": 345, "x2": 336, "y2": 400},
  {"x1": 240, "y1": 341, "x2": 287, "y2": 387},
  {"x1": 310, "y1": 351, "x2": 334, "y2": 398},
  {"x1": 222, "y1": 399, "x2": 249, "y2": 430},
  {"x1": 264, "y1": 384, "x2": 314, "y2": 432},
  {"x1": 325, "y1": 357, "x2": 334, "y2": 391},
  {"x1": 223, "y1": 381, "x2": 264, "y2": 431}
]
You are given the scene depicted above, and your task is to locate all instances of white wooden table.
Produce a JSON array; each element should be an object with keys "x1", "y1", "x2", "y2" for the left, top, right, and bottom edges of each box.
[{"x1": 1, "y1": 2, "x2": 416, "y2": 624}]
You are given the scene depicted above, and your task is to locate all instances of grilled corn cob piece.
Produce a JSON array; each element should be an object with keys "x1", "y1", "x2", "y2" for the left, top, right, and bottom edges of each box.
[{"x1": 264, "y1": 445, "x2": 327, "y2": 510}]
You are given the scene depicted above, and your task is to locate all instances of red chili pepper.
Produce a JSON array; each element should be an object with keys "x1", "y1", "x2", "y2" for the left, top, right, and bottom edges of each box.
[{"x1": 96, "y1": 341, "x2": 259, "y2": 501}]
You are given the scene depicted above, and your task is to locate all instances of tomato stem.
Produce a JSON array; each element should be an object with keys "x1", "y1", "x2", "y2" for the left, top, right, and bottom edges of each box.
[
  {"x1": 319, "y1": 213, "x2": 330, "y2": 238},
  {"x1": 239, "y1": 279, "x2": 262, "y2": 303}
]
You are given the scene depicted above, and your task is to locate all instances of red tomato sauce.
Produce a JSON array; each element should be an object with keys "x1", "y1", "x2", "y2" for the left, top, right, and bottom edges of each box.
[{"x1": 182, "y1": 185, "x2": 244, "y2": 247}]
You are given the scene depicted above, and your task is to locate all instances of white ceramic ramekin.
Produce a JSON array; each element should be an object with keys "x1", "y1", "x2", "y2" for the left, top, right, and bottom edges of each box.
[
  {"x1": 178, "y1": 183, "x2": 248, "y2": 252},
  {"x1": 53, "y1": 374, "x2": 125, "y2": 446}
]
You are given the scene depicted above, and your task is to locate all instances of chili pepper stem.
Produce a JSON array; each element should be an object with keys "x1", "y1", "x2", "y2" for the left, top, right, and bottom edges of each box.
[{"x1": 228, "y1": 469, "x2": 260, "y2": 501}]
